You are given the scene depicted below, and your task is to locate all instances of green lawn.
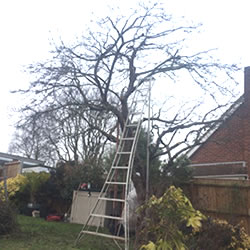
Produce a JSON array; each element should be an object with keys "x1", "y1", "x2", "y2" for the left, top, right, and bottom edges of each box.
[{"x1": 0, "y1": 215, "x2": 125, "y2": 250}]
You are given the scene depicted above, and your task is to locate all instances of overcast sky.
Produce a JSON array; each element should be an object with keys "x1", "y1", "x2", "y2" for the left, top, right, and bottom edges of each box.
[{"x1": 0, "y1": 0, "x2": 250, "y2": 153}]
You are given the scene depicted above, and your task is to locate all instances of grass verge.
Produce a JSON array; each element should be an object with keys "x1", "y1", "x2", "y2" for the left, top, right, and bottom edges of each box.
[{"x1": 0, "y1": 215, "x2": 125, "y2": 250}]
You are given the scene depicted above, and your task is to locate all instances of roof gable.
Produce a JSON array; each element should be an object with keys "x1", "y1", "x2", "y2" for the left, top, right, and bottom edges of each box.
[{"x1": 187, "y1": 95, "x2": 244, "y2": 158}]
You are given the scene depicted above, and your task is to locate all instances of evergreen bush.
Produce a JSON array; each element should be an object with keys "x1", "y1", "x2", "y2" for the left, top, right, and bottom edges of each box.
[
  {"x1": 187, "y1": 218, "x2": 250, "y2": 250},
  {"x1": 138, "y1": 186, "x2": 250, "y2": 250},
  {"x1": 0, "y1": 201, "x2": 19, "y2": 235}
]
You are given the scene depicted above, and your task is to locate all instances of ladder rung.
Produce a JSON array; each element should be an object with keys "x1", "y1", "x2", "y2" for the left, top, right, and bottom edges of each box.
[
  {"x1": 91, "y1": 213, "x2": 123, "y2": 220},
  {"x1": 117, "y1": 151, "x2": 131, "y2": 154},
  {"x1": 80, "y1": 230, "x2": 125, "y2": 241},
  {"x1": 112, "y1": 166, "x2": 129, "y2": 169},
  {"x1": 99, "y1": 197, "x2": 125, "y2": 202},
  {"x1": 121, "y1": 137, "x2": 134, "y2": 140},
  {"x1": 106, "y1": 181, "x2": 126, "y2": 185},
  {"x1": 131, "y1": 112, "x2": 141, "y2": 115},
  {"x1": 126, "y1": 123, "x2": 138, "y2": 127}
]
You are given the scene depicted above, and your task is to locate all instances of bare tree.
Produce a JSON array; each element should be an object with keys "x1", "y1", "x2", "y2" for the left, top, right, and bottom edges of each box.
[
  {"x1": 9, "y1": 105, "x2": 110, "y2": 167},
  {"x1": 9, "y1": 114, "x2": 57, "y2": 163},
  {"x1": 12, "y1": 2, "x2": 239, "y2": 198}
]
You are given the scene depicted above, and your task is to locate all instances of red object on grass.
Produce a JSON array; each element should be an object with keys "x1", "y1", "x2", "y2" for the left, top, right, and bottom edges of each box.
[{"x1": 46, "y1": 215, "x2": 62, "y2": 221}]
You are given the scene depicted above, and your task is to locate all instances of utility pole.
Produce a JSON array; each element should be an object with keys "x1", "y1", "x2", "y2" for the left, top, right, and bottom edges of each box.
[{"x1": 146, "y1": 81, "x2": 151, "y2": 201}]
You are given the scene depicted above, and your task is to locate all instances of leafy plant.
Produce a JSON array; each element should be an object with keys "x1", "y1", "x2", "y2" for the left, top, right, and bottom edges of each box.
[
  {"x1": 187, "y1": 218, "x2": 250, "y2": 250},
  {"x1": 0, "y1": 172, "x2": 50, "y2": 214},
  {"x1": 24, "y1": 172, "x2": 50, "y2": 203},
  {"x1": 0, "y1": 174, "x2": 27, "y2": 200},
  {"x1": 164, "y1": 156, "x2": 193, "y2": 185},
  {"x1": 0, "y1": 201, "x2": 19, "y2": 235},
  {"x1": 138, "y1": 186, "x2": 205, "y2": 250},
  {"x1": 148, "y1": 156, "x2": 193, "y2": 198},
  {"x1": 34, "y1": 162, "x2": 105, "y2": 216}
]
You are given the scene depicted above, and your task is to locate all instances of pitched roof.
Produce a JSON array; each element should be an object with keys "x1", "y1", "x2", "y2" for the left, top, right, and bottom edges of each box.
[
  {"x1": 0, "y1": 152, "x2": 51, "y2": 170},
  {"x1": 187, "y1": 95, "x2": 244, "y2": 158}
]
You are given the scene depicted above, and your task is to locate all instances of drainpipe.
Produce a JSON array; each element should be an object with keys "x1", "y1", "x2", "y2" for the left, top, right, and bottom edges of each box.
[{"x1": 243, "y1": 67, "x2": 250, "y2": 177}]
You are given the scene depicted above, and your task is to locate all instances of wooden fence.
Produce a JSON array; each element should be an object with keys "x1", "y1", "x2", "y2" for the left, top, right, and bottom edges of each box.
[{"x1": 182, "y1": 178, "x2": 250, "y2": 234}]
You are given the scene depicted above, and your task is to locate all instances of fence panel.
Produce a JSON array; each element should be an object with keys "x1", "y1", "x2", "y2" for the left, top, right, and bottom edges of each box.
[{"x1": 184, "y1": 178, "x2": 250, "y2": 234}]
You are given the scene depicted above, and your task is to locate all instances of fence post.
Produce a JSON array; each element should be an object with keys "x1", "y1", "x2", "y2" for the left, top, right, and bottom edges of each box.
[{"x1": 3, "y1": 166, "x2": 8, "y2": 201}]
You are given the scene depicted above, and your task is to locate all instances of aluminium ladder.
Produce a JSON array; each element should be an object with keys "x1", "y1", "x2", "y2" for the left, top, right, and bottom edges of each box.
[{"x1": 75, "y1": 87, "x2": 149, "y2": 250}]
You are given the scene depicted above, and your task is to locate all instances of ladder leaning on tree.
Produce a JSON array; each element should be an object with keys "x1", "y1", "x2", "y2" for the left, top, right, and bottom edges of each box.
[{"x1": 74, "y1": 86, "x2": 149, "y2": 250}]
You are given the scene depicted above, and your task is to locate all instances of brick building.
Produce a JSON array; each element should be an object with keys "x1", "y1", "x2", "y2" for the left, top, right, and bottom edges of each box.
[{"x1": 188, "y1": 67, "x2": 250, "y2": 179}]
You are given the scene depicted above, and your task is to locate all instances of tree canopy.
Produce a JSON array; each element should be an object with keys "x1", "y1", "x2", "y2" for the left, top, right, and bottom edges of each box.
[{"x1": 11, "y1": 1, "x2": 239, "y2": 177}]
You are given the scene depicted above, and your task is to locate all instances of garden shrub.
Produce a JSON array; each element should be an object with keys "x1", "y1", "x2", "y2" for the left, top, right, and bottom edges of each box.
[
  {"x1": 0, "y1": 174, "x2": 27, "y2": 200},
  {"x1": 138, "y1": 186, "x2": 205, "y2": 250},
  {"x1": 187, "y1": 218, "x2": 250, "y2": 250},
  {"x1": 25, "y1": 172, "x2": 50, "y2": 203},
  {"x1": 36, "y1": 162, "x2": 106, "y2": 217},
  {"x1": 34, "y1": 165, "x2": 79, "y2": 216},
  {"x1": 0, "y1": 173, "x2": 50, "y2": 214},
  {"x1": 137, "y1": 185, "x2": 250, "y2": 250},
  {"x1": 0, "y1": 174, "x2": 30, "y2": 213},
  {"x1": 0, "y1": 201, "x2": 19, "y2": 235}
]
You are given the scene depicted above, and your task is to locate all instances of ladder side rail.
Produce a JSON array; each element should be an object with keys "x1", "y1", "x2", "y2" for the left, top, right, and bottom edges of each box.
[
  {"x1": 104, "y1": 114, "x2": 134, "y2": 194},
  {"x1": 129, "y1": 86, "x2": 149, "y2": 123},
  {"x1": 126, "y1": 93, "x2": 148, "y2": 193},
  {"x1": 92, "y1": 103, "x2": 133, "y2": 198},
  {"x1": 124, "y1": 85, "x2": 150, "y2": 249},
  {"x1": 129, "y1": 86, "x2": 148, "y2": 110},
  {"x1": 127, "y1": 87, "x2": 146, "y2": 124},
  {"x1": 108, "y1": 85, "x2": 148, "y2": 188},
  {"x1": 97, "y1": 115, "x2": 131, "y2": 193},
  {"x1": 111, "y1": 111, "x2": 133, "y2": 166},
  {"x1": 127, "y1": 121, "x2": 142, "y2": 181},
  {"x1": 125, "y1": 122, "x2": 142, "y2": 199},
  {"x1": 124, "y1": 89, "x2": 149, "y2": 248},
  {"x1": 77, "y1": 109, "x2": 134, "y2": 232},
  {"x1": 75, "y1": 85, "x2": 149, "y2": 248},
  {"x1": 113, "y1": 125, "x2": 135, "y2": 249},
  {"x1": 80, "y1": 151, "x2": 125, "y2": 227},
  {"x1": 129, "y1": 83, "x2": 150, "y2": 174},
  {"x1": 123, "y1": 120, "x2": 142, "y2": 245},
  {"x1": 122, "y1": 123, "x2": 144, "y2": 247},
  {"x1": 99, "y1": 114, "x2": 136, "y2": 249},
  {"x1": 106, "y1": 106, "x2": 137, "y2": 187},
  {"x1": 76, "y1": 124, "x2": 130, "y2": 240}
]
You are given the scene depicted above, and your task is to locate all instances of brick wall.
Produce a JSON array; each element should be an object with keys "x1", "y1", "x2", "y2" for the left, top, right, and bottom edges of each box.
[{"x1": 190, "y1": 67, "x2": 250, "y2": 177}]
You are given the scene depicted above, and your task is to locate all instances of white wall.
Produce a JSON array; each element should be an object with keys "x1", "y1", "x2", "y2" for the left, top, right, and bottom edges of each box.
[{"x1": 70, "y1": 191, "x2": 106, "y2": 227}]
